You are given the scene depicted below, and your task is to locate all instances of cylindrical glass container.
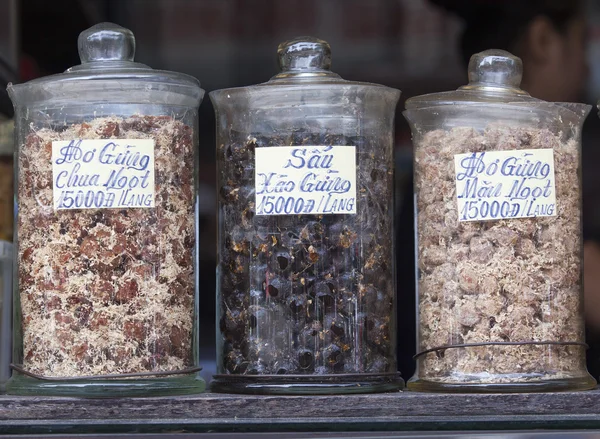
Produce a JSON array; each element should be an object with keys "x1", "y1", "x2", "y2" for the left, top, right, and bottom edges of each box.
[
  {"x1": 0, "y1": 241, "x2": 12, "y2": 392},
  {"x1": 404, "y1": 50, "x2": 596, "y2": 392},
  {"x1": 211, "y1": 37, "x2": 402, "y2": 394},
  {"x1": 0, "y1": 119, "x2": 13, "y2": 241},
  {"x1": 7, "y1": 23, "x2": 205, "y2": 396},
  {"x1": 0, "y1": 119, "x2": 13, "y2": 392}
]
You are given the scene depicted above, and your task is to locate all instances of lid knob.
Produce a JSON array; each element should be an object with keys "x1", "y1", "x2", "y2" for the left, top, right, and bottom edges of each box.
[
  {"x1": 78, "y1": 22, "x2": 135, "y2": 64},
  {"x1": 277, "y1": 37, "x2": 332, "y2": 72},
  {"x1": 467, "y1": 49, "x2": 523, "y2": 88}
]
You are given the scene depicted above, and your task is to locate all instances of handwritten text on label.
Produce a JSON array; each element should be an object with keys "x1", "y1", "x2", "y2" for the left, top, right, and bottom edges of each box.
[
  {"x1": 52, "y1": 139, "x2": 155, "y2": 210},
  {"x1": 454, "y1": 148, "x2": 557, "y2": 222},
  {"x1": 255, "y1": 145, "x2": 357, "y2": 216}
]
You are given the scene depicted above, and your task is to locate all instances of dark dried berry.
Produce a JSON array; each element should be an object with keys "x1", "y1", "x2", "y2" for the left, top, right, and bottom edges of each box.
[
  {"x1": 363, "y1": 316, "x2": 376, "y2": 332},
  {"x1": 326, "y1": 315, "x2": 346, "y2": 338},
  {"x1": 248, "y1": 305, "x2": 271, "y2": 329},
  {"x1": 324, "y1": 344, "x2": 344, "y2": 372},
  {"x1": 225, "y1": 289, "x2": 248, "y2": 309},
  {"x1": 266, "y1": 283, "x2": 279, "y2": 297},
  {"x1": 225, "y1": 349, "x2": 247, "y2": 374},
  {"x1": 274, "y1": 360, "x2": 296, "y2": 375},
  {"x1": 298, "y1": 349, "x2": 314, "y2": 370},
  {"x1": 287, "y1": 295, "x2": 306, "y2": 314},
  {"x1": 217, "y1": 132, "x2": 395, "y2": 378},
  {"x1": 276, "y1": 254, "x2": 289, "y2": 271},
  {"x1": 220, "y1": 309, "x2": 245, "y2": 341},
  {"x1": 316, "y1": 290, "x2": 335, "y2": 311}
]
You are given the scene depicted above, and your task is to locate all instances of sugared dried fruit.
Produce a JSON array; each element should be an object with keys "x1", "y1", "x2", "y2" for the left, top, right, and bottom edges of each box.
[
  {"x1": 414, "y1": 125, "x2": 584, "y2": 384},
  {"x1": 18, "y1": 116, "x2": 194, "y2": 377}
]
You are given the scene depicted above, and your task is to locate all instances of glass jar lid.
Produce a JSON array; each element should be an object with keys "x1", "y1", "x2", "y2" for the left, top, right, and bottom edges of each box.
[
  {"x1": 405, "y1": 49, "x2": 542, "y2": 108},
  {"x1": 267, "y1": 36, "x2": 341, "y2": 82},
  {"x1": 8, "y1": 22, "x2": 202, "y2": 107},
  {"x1": 257, "y1": 36, "x2": 382, "y2": 87}
]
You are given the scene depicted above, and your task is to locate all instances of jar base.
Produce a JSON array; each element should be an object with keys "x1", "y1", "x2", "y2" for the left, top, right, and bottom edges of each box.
[
  {"x1": 211, "y1": 373, "x2": 404, "y2": 395},
  {"x1": 407, "y1": 374, "x2": 597, "y2": 393},
  {"x1": 6, "y1": 372, "x2": 205, "y2": 397}
]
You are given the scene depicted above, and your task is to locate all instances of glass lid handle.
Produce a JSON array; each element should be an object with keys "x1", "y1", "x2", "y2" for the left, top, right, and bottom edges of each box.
[
  {"x1": 460, "y1": 49, "x2": 528, "y2": 95},
  {"x1": 78, "y1": 22, "x2": 136, "y2": 63},
  {"x1": 277, "y1": 37, "x2": 332, "y2": 72}
]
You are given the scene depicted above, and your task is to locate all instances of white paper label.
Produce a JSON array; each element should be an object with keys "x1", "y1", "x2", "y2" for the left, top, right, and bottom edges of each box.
[
  {"x1": 255, "y1": 145, "x2": 357, "y2": 216},
  {"x1": 52, "y1": 139, "x2": 155, "y2": 210},
  {"x1": 454, "y1": 148, "x2": 557, "y2": 222}
]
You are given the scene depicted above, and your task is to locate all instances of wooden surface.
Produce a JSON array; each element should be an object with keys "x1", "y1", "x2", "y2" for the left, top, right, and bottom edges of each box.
[{"x1": 1, "y1": 390, "x2": 600, "y2": 434}]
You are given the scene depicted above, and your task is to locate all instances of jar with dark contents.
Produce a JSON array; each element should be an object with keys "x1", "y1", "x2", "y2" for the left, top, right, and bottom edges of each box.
[
  {"x1": 211, "y1": 37, "x2": 402, "y2": 394},
  {"x1": 404, "y1": 50, "x2": 596, "y2": 392},
  {"x1": 7, "y1": 23, "x2": 205, "y2": 396}
]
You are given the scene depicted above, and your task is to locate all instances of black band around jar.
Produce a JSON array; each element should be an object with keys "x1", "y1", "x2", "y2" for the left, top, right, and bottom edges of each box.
[{"x1": 413, "y1": 341, "x2": 589, "y2": 360}]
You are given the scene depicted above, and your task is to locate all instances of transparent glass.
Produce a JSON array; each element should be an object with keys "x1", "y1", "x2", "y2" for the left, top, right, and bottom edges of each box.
[
  {"x1": 0, "y1": 120, "x2": 13, "y2": 393},
  {"x1": 6, "y1": 23, "x2": 205, "y2": 397},
  {"x1": 0, "y1": 242, "x2": 12, "y2": 393},
  {"x1": 404, "y1": 50, "x2": 596, "y2": 392},
  {"x1": 210, "y1": 37, "x2": 402, "y2": 395},
  {"x1": 0, "y1": 120, "x2": 14, "y2": 242}
]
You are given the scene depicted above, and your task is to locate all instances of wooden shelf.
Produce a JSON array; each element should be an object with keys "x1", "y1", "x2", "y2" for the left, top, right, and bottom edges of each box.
[{"x1": 1, "y1": 389, "x2": 600, "y2": 435}]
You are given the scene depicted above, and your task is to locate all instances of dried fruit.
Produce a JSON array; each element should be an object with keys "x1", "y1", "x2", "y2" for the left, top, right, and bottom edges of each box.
[
  {"x1": 217, "y1": 133, "x2": 395, "y2": 376},
  {"x1": 414, "y1": 125, "x2": 585, "y2": 384},
  {"x1": 18, "y1": 116, "x2": 195, "y2": 377}
]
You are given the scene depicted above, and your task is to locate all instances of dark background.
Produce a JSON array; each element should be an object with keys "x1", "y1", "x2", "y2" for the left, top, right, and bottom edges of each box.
[{"x1": 6, "y1": 0, "x2": 600, "y2": 384}]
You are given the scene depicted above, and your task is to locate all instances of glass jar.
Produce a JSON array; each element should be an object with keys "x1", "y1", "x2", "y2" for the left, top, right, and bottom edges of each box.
[
  {"x1": 0, "y1": 119, "x2": 14, "y2": 392},
  {"x1": 0, "y1": 118, "x2": 13, "y2": 241},
  {"x1": 7, "y1": 23, "x2": 205, "y2": 396},
  {"x1": 0, "y1": 240, "x2": 12, "y2": 392},
  {"x1": 211, "y1": 37, "x2": 402, "y2": 394},
  {"x1": 404, "y1": 50, "x2": 596, "y2": 392}
]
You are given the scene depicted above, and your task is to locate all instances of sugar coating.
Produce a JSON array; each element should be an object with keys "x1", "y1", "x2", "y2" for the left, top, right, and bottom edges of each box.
[
  {"x1": 19, "y1": 116, "x2": 195, "y2": 377},
  {"x1": 414, "y1": 125, "x2": 586, "y2": 384}
]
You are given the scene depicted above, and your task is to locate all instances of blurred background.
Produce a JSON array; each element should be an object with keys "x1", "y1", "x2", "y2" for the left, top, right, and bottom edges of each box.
[{"x1": 5, "y1": 0, "x2": 600, "y2": 384}]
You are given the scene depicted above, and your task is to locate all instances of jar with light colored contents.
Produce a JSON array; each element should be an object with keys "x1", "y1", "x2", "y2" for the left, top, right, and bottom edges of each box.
[
  {"x1": 404, "y1": 49, "x2": 596, "y2": 392},
  {"x1": 7, "y1": 23, "x2": 205, "y2": 396},
  {"x1": 211, "y1": 37, "x2": 402, "y2": 394}
]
